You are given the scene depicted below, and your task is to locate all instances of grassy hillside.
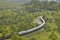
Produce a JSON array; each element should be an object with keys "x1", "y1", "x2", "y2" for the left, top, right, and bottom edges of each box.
[{"x1": 0, "y1": 0, "x2": 60, "y2": 40}]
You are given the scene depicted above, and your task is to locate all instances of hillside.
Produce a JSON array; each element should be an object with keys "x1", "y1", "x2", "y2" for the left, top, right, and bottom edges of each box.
[{"x1": 0, "y1": 0, "x2": 60, "y2": 40}]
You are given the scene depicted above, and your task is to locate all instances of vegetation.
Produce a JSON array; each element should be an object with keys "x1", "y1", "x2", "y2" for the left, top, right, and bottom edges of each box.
[{"x1": 0, "y1": 0, "x2": 60, "y2": 40}]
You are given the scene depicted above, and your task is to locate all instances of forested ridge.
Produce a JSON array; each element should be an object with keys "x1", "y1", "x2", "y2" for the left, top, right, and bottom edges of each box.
[{"x1": 0, "y1": 0, "x2": 60, "y2": 40}]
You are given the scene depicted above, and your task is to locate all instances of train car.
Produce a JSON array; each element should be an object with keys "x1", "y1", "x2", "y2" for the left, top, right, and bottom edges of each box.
[{"x1": 19, "y1": 16, "x2": 45, "y2": 35}]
